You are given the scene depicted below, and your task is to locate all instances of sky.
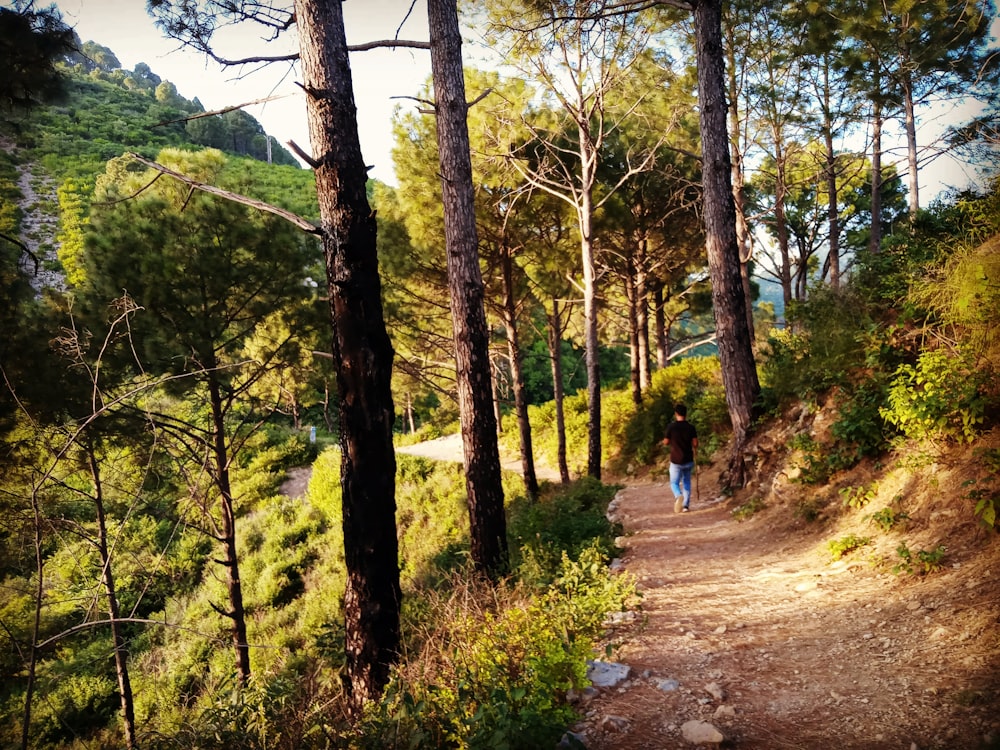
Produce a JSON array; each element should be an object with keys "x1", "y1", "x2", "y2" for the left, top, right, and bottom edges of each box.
[
  {"x1": 47, "y1": 1, "x2": 997, "y2": 198},
  {"x1": 54, "y1": 0, "x2": 434, "y2": 185}
]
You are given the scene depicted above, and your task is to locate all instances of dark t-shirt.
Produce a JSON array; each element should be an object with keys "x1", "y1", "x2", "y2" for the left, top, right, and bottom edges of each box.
[{"x1": 665, "y1": 420, "x2": 698, "y2": 464}]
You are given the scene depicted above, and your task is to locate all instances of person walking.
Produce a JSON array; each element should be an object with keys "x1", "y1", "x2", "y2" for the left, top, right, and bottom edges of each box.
[{"x1": 662, "y1": 403, "x2": 698, "y2": 513}]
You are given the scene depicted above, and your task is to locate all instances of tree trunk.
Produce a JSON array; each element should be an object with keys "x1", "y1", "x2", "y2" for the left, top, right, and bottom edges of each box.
[
  {"x1": 428, "y1": 0, "x2": 508, "y2": 577},
  {"x1": 694, "y1": 0, "x2": 760, "y2": 488},
  {"x1": 653, "y1": 284, "x2": 668, "y2": 369},
  {"x1": 88, "y1": 449, "x2": 136, "y2": 750},
  {"x1": 579, "y1": 128, "x2": 602, "y2": 480},
  {"x1": 636, "y1": 243, "x2": 652, "y2": 393},
  {"x1": 773, "y1": 134, "x2": 793, "y2": 308},
  {"x1": 501, "y1": 240, "x2": 538, "y2": 498},
  {"x1": 625, "y1": 252, "x2": 642, "y2": 406},
  {"x1": 207, "y1": 374, "x2": 251, "y2": 684},
  {"x1": 547, "y1": 302, "x2": 572, "y2": 484},
  {"x1": 822, "y1": 56, "x2": 841, "y2": 289},
  {"x1": 726, "y1": 37, "x2": 756, "y2": 340},
  {"x1": 21, "y1": 487, "x2": 44, "y2": 750},
  {"x1": 294, "y1": 0, "x2": 401, "y2": 713},
  {"x1": 901, "y1": 65, "x2": 919, "y2": 219},
  {"x1": 869, "y1": 92, "x2": 883, "y2": 255}
]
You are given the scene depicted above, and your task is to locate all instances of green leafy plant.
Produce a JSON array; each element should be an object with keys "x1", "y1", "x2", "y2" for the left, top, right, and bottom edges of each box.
[
  {"x1": 840, "y1": 482, "x2": 878, "y2": 509},
  {"x1": 795, "y1": 498, "x2": 823, "y2": 523},
  {"x1": 882, "y1": 348, "x2": 986, "y2": 444},
  {"x1": 893, "y1": 542, "x2": 947, "y2": 575},
  {"x1": 732, "y1": 496, "x2": 766, "y2": 522},
  {"x1": 827, "y1": 534, "x2": 871, "y2": 559},
  {"x1": 788, "y1": 433, "x2": 831, "y2": 485},
  {"x1": 964, "y1": 448, "x2": 1000, "y2": 529},
  {"x1": 868, "y1": 505, "x2": 909, "y2": 532},
  {"x1": 359, "y1": 545, "x2": 636, "y2": 750}
]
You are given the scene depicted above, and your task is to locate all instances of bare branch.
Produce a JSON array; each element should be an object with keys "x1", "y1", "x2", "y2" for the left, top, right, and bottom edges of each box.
[
  {"x1": 286, "y1": 139, "x2": 320, "y2": 169},
  {"x1": 153, "y1": 93, "x2": 294, "y2": 128},
  {"x1": 0, "y1": 231, "x2": 38, "y2": 274},
  {"x1": 348, "y1": 39, "x2": 430, "y2": 52},
  {"x1": 467, "y1": 87, "x2": 494, "y2": 109},
  {"x1": 125, "y1": 153, "x2": 322, "y2": 236}
]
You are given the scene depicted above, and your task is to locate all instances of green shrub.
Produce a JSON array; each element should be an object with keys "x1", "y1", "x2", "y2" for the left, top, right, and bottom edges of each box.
[
  {"x1": 831, "y1": 377, "x2": 893, "y2": 459},
  {"x1": 31, "y1": 673, "x2": 117, "y2": 746},
  {"x1": 732, "y1": 496, "x2": 765, "y2": 521},
  {"x1": 893, "y1": 542, "x2": 947, "y2": 575},
  {"x1": 868, "y1": 503, "x2": 909, "y2": 532},
  {"x1": 507, "y1": 477, "x2": 620, "y2": 587},
  {"x1": 760, "y1": 288, "x2": 871, "y2": 406},
  {"x1": 795, "y1": 498, "x2": 823, "y2": 523},
  {"x1": 827, "y1": 534, "x2": 871, "y2": 559},
  {"x1": 359, "y1": 545, "x2": 635, "y2": 750},
  {"x1": 840, "y1": 482, "x2": 878, "y2": 509},
  {"x1": 961, "y1": 447, "x2": 1000, "y2": 529},
  {"x1": 882, "y1": 347, "x2": 986, "y2": 443}
]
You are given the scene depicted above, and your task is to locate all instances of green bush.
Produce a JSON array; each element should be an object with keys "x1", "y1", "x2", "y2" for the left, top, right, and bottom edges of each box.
[
  {"x1": 893, "y1": 542, "x2": 947, "y2": 575},
  {"x1": 840, "y1": 482, "x2": 878, "y2": 509},
  {"x1": 868, "y1": 505, "x2": 909, "y2": 532},
  {"x1": 732, "y1": 496, "x2": 766, "y2": 521},
  {"x1": 882, "y1": 347, "x2": 987, "y2": 443},
  {"x1": 827, "y1": 534, "x2": 871, "y2": 560},
  {"x1": 358, "y1": 545, "x2": 635, "y2": 750},
  {"x1": 760, "y1": 288, "x2": 871, "y2": 406},
  {"x1": 507, "y1": 477, "x2": 620, "y2": 587}
]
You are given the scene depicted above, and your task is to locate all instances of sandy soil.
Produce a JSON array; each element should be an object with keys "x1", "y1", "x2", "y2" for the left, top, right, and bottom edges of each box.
[{"x1": 571, "y1": 460, "x2": 1000, "y2": 750}]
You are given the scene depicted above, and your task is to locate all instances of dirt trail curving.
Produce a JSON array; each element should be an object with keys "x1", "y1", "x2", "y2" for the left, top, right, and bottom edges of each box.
[{"x1": 571, "y1": 465, "x2": 1000, "y2": 750}]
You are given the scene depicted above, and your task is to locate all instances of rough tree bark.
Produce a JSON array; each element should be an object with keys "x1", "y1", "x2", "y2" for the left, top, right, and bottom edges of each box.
[
  {"x1": 427, "y1": 0, "x2": 508, "y2": 576},
  {"x1": 579, "y1": 128, "x2": 602, "y2": 480},
  {"x1": 547, "y1": 302, "x2": 572, "y2": 484},
  {"x1": 725, "y1": 33, "x2": 756, "y2": 340},
  {"x1": 294, "y1": 0, "x2": 401, "y2": 711},
  {"x1": 87, "y1": 448, "x2": 137, "y2": 750},
  {"x1": 694, "y1": 0, "x2": 760, "y2": 487},
  {"x1": 500, "y1": 239, "x2": 539, "y2": 499},
  {"x1": 206, "y1": 372, "x2": 251, "y2": 683}
]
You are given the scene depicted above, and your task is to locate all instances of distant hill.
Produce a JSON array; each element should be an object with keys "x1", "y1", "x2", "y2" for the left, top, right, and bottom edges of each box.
[
  {"x1": 0, "y1": 39, "x2": 320, "y2": 296},
  {"x1": 2, "y1": 37, "x2": 301, "y2": 186}
]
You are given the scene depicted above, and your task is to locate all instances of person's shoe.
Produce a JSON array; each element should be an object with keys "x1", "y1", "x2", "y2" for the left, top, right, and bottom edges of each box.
[
  {"x1": 674, "y1": 497, "x2": 683, "y2": 513},
  {"x1": 682, "y1": 506, "x2": 690, "y2": 513}
]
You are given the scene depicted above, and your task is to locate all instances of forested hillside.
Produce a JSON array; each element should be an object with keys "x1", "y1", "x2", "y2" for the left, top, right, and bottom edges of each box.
[{"x1": 1, "y1": 1, "x2": 998, "y2": 749}]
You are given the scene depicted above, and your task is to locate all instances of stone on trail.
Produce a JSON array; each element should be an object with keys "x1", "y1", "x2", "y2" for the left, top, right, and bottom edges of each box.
[
  {"x1": 586, "y1": 660, "x2": 631, "y2": 688},
  {"x1": 704, "y1": 681, "x2": 726, "y2": 701},
  {"x1": 600, "y1": 714, "x2": 631, "y2": 732},
  {"x1": 654, "y1": 677, "x2": 680, "y2": 692},
  {"x1": 713, "y1": 704, "x2": 737, "y2": 719},
  {"x1": 681, "y1": 720, "x2": 726, "y2": 745}
]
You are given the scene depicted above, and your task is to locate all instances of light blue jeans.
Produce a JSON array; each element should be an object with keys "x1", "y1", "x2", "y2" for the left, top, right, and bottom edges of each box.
[{"x1": 669, "y1": 461, "x2": 695, "y2": 508}]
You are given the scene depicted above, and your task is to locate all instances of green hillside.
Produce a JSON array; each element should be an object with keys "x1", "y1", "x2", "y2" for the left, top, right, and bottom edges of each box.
[{"x1": 7, "y1": 39, "x2": 300, "y2": 182}]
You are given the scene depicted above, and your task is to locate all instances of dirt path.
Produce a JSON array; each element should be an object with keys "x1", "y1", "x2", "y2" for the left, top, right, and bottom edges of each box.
[
  {"x1": 572, "y1": 468, "x2": 1000, "y2": 750},
  {"x1": 397, "y1": 433, "x2": 562, "y2": 481}
]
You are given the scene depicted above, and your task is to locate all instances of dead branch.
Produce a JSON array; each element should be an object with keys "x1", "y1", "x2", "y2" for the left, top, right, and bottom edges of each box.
[
  {"x1": 286, "y1": 139, "x2": 320, "y2": 169},
  {"x1": 0, "y1": 231, "x2": 38, "y2": 274},
  {"x1": 348, "y1": 39, "x2": 430, "y2": 52},
  {"x1": 126, "y1": 153, "x2": 322, "y2": 236},
  {"x1": 153, "y1": 93, "x2": 294, "y2": 128}
]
